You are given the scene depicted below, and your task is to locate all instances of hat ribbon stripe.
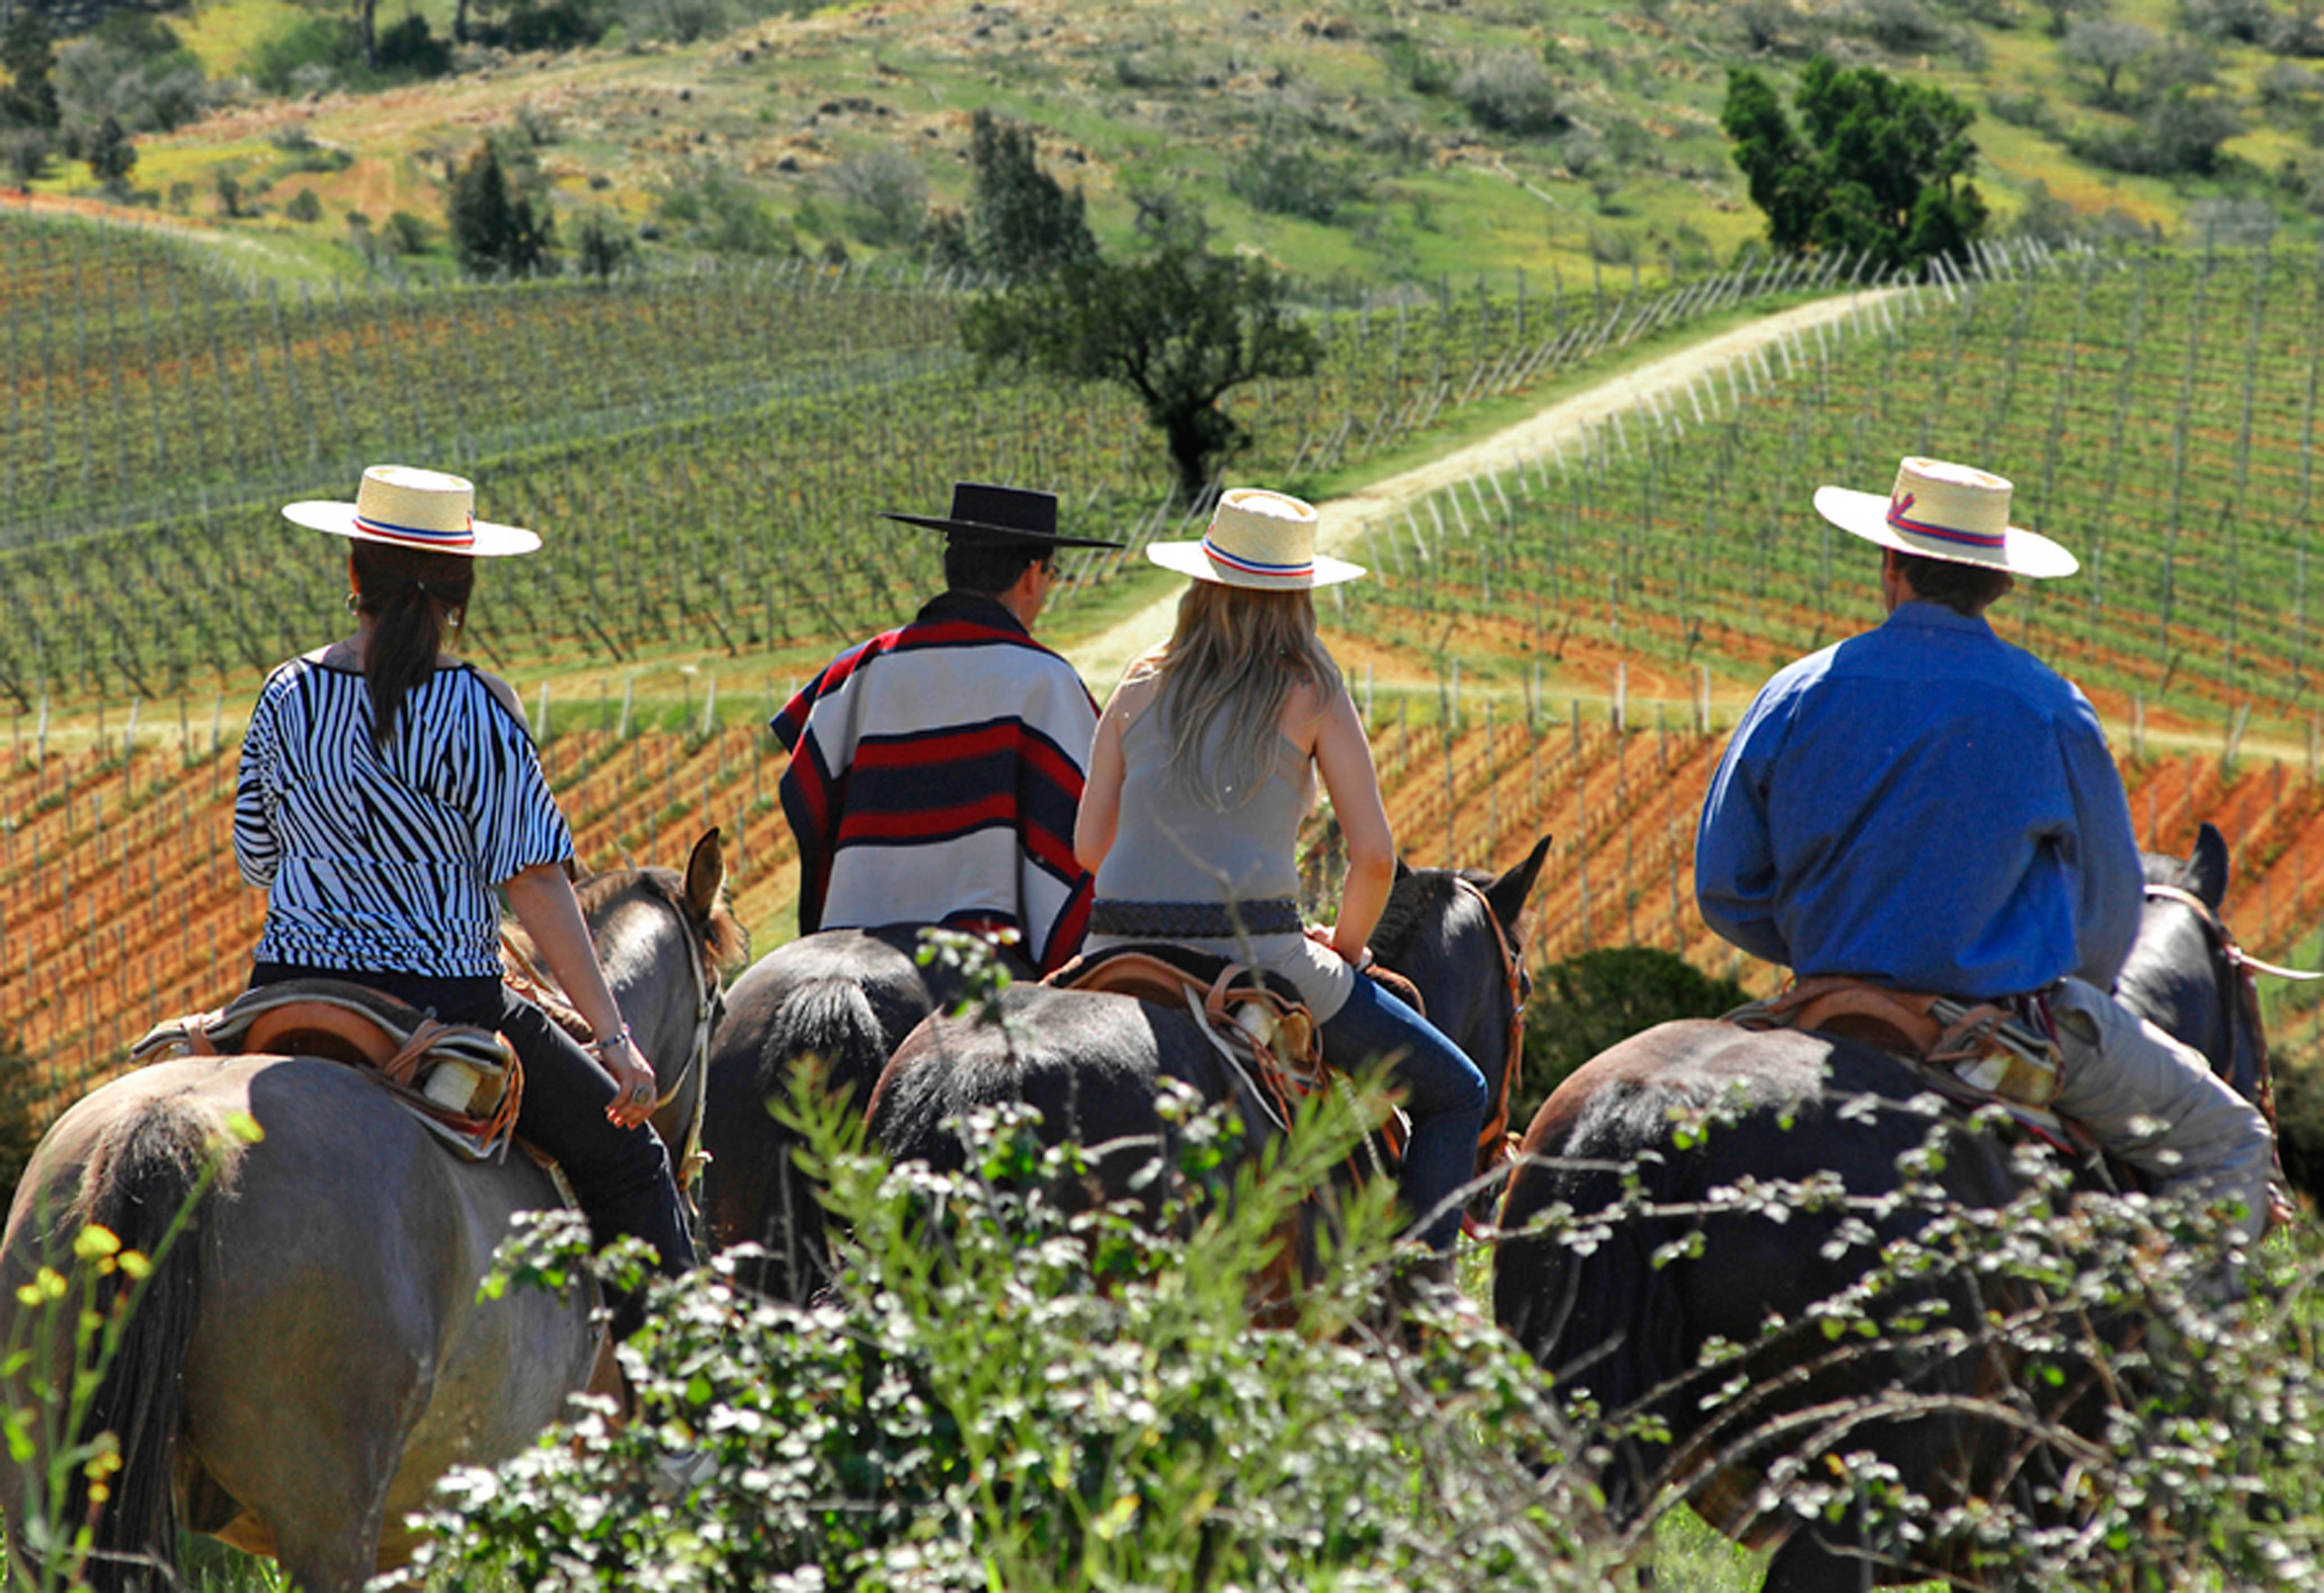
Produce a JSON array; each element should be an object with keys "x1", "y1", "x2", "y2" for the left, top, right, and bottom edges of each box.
[
  {"x1": 1202, "y1": 536, "x2": 1313, "y2": 577},
  {"x1": 353, "y1": 512, "x2": 477, "y2": 547},
  {"x1": 1887, "y1": 493, "x2": 2006, "y2": 551}
]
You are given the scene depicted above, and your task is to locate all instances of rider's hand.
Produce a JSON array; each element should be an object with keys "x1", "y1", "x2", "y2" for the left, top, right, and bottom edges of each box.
[
  {"x1": 1304, "y1": 924, "x2": 1336, "y2": 948},
  {"x1": 599, "y1": 1033, "x2": 658, "y2": 1129}
]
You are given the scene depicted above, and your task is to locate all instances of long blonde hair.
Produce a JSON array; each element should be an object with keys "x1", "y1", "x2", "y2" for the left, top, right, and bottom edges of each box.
[{"x1": 1154, "y1": 582, "x2": 1345, "y2": 811}]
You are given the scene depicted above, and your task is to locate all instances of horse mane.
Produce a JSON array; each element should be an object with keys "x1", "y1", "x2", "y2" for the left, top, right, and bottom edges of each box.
[{"x1": 1369, "y1": 869, "x2": 1466, "y2": 971}]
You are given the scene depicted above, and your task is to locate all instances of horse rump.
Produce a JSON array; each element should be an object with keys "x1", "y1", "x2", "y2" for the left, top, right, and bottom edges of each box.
[
  {"x1": 17, "y1": 1091, "x2": 236, "y2": 1591},
  {"x1": 1493, "y1": 1070, "x2": 1695, "y2": 1525}
]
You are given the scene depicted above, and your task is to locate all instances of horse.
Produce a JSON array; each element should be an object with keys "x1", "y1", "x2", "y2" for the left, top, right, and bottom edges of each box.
[
  {"x1": 865, "y1": 839, "x2": 1550, "y2": 1258},
  {"x1": 1491, "y1": 823, "x2": 2271, "y2": 1591},
  {"x1": 507, "y1": 831, "x2": 751, "y2": 1189},
  {"x1": 0, "y1": 830, "x2": 743, "y2": 1593},
  {"x1": 696, "y1": 925, "x2": 1028, "y2": 1300}
]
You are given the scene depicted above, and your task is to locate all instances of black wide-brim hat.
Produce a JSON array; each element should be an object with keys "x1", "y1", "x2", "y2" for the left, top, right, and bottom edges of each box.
[{"x1": 881, "y1": 482, "x2": 1125, "y2": 550}]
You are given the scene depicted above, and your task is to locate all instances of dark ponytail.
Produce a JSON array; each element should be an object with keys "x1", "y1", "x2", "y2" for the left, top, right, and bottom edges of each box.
[{"x1": 349, "y1": 541, "x2": 477, "y2": 751}]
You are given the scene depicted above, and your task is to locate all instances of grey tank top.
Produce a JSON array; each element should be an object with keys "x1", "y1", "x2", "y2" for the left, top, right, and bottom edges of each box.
[
  {"x1": 1096, "y1": 697, "x2": 1310, "y2": 906},
  {"x1": 1089, "y1": 694, "x2": 1355, "y2": 1020}
]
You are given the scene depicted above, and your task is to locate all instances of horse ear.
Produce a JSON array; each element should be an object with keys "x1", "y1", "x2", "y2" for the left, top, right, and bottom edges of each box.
[
  {"x1": 1485, "y1": 834, "x2": 1553, "y2": 931},
  {"x1": 2187, "y1": 821, "x2": 2230, "y2": 911},
  {"x1": 1393, "y1": 855, "x2": 1413, "y2": 883},
  {"x1": 685, "y1": 828, "x2": 726, "y2": 916}
]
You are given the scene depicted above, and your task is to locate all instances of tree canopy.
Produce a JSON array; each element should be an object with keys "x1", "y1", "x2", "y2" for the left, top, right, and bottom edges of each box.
[
  {"x1": 926, "y1": 109, "x2": 1098, "y2": 282},
  {"x1": 1722, "y1": 55, "x2": 1988, "y2": 273},
  {"x1": 0, "y1": 10, "x2": 60, "y2": 133},
  {"x1": 447, "y1": 141, "x2": 555, "y2": 280},
  {"x1": 960, "y1": 240, "x2": 1321, "y2": 508}
]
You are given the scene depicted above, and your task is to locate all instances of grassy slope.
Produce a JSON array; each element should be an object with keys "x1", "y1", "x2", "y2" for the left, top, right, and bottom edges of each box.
[{"x1": 16, "y1": 0, "x2": 2312, "y2": 289}]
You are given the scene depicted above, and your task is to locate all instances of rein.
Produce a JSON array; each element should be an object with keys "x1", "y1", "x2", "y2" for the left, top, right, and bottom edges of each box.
[
  {"x1": 2142, "y1": 883, "x2": 2324, "y2": 984},
  {"x1": 1449, "y1": 875, "x2": 1529, "y2": 1176},
  {"x1": 500, "y1": 879, "x2": 724, "y2": 1182},
  {"x1": 2139, "y1": 882, "x2": 2314, "y2": 1221}
]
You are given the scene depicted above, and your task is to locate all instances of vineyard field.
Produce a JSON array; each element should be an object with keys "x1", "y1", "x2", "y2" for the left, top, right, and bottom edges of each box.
[
  {"x1": 1335, "y1": 244, "x2": 2324, "y2": 741},
  {"x1": 11, "y1": 689, "x2": 2324, "y2": 1122},
  {"x1": 0, "y1": 210, "x2": 1851, "y2": 712}
]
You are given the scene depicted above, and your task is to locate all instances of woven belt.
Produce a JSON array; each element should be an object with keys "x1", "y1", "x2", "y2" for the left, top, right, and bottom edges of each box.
[{"x1": 1089, "y1": 898, "x2": 1302, "y2": 939}]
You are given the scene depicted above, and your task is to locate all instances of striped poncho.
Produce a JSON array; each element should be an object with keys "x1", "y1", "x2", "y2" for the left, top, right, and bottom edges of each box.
[{"x1": 774, "y1": 592, "x2": 1098, "y2": 974}]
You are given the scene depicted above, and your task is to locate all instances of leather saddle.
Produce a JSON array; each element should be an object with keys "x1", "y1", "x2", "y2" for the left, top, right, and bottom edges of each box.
[
  {"x1": 1047, "y1": 943, "x2": 1332, "y2": 1137},
  {"x1": 1728, "y1": 975, "x2": 2085, "y2": 1154},
  {"x1": 134, "y1": 979, "x2": 525, "y2": 1161}
]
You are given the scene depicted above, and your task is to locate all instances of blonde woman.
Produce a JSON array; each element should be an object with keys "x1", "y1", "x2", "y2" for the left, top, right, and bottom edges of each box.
[{"x1": 1074, "y1": 488, "x2": 1486, "y2": 1256}]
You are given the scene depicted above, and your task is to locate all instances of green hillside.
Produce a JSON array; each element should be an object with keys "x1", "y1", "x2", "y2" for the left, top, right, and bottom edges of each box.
[{"x1": 8, "y1": 0, "x2": 2320, "y2": 287}]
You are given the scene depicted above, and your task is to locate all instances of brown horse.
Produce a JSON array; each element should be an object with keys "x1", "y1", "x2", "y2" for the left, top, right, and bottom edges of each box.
[{"x1": 0, "y1": 831, "x2": 741, "y2": 1593}]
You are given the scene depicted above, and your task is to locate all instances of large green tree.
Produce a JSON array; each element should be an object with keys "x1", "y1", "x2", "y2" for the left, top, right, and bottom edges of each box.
[
  {"x1": 961, "y1": 240, "x2": 1321, "y2": 507},
  {"x1": 1722, "y1": 56, "x2": 1988, "y2": 273}
]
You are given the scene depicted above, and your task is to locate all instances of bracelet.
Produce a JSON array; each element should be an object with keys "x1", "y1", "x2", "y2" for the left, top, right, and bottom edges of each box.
[{"x1": 589, "y1": 1022, "x2": 635, "y2": 1058}]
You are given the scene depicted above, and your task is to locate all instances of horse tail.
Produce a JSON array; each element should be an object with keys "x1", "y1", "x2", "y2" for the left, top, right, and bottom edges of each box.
[
  {"x1": 67, "y1": 1097, "x2": 234, "y2": 1591},
  {"x1": 1498, "y1": 1124, "x2": 1694, "y2": 1526},
  {"x1": 761, "y1": 976, "x2": 892, "y2": 1113}
]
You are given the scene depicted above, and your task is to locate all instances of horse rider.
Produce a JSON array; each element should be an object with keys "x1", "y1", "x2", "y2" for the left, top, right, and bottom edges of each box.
[
  {"x1": 773, "y1": 483, "x2": 1123, "y2": 976},
  {"x1": 1074, "y1": 487, "x2": 1488, "y2": 1273},
  {"x1": 1694, "y1": 457, "x2": 2275, "y2": 1249},
  {"x1": 239, "y1": 467, "x2": 695, "y2": 1327}
]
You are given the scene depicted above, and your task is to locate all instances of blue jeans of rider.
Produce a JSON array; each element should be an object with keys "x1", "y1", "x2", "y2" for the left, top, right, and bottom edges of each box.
[{"x1": 1319, "y1": 974, "x2": 1489, "y2": 1253}]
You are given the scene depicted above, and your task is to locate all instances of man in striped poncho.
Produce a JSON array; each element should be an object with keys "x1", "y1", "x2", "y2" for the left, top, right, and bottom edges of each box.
[{"x1": 773, "y1": 484, "x2": 1124, "y2": 975}]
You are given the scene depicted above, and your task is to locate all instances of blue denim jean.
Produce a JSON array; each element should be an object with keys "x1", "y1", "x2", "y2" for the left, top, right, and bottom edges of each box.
[{"x1": 1319, "y1": 973, "x2": 1489, "y2": 1252}]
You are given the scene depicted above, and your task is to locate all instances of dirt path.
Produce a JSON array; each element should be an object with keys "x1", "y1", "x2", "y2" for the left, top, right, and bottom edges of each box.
[{"x1": 1067, "y1": 288, "x2": 1897, "y2": 689}]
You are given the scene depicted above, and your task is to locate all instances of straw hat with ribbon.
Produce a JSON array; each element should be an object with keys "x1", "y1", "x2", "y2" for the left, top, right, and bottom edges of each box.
[
  {"x1": 1812, "y1": 456, "x2": 2077, "y2": 580},
  {"x1": 1147, "y1": 487, "x2": 1366, "y2": 590},
  {"x1": 283, "y1": 465, "x2": 541, "y2": 558}
]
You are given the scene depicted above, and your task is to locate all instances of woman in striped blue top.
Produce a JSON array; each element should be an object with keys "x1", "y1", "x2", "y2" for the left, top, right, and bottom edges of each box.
[{"x1": 235, "y1": 467, "x2": 694, "y2": 1307}]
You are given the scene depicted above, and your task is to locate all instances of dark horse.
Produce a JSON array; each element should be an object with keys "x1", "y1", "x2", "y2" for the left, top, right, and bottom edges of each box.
[
  {"x1": 0, "y1": 832, "x2": 743, "y2": 1593},
  {"x1": 1492, "y1": 823, "x2": 2271, "y2": 1590},
  {"x1": 697, "y1": 926, "x2": 1029, "y2": 1299},
  {"x1": 866, "y1": 840, "x2": 1550, "y2": 1253}
]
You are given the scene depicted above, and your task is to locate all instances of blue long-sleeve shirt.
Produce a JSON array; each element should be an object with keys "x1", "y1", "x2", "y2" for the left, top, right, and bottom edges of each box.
[{"x1": 1695, "y1": 601, "x2": 2142, "y2": 1000}]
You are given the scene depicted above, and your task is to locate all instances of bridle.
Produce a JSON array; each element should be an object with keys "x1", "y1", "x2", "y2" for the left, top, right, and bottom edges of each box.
[
  {"x1": 1449, "y1": 875, "x2": 1530, "y2": 1179},
  {"x1": 660, "y1": 881, "x2": 726, "y2": 1188},
  {"x1": 2138, "y1": 881, "x2": 2318, "y2": 1149}
]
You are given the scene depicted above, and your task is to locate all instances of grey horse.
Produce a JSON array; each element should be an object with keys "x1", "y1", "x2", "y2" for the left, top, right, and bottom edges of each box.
[{"x1": 0, "y1": 830, "x2": 741, "y2": 1593}]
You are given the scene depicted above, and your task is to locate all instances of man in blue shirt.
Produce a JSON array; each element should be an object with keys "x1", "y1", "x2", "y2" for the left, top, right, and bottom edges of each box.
[{"x1": 1697, "y1": 457, "x2": 2273, "y2": 1243}]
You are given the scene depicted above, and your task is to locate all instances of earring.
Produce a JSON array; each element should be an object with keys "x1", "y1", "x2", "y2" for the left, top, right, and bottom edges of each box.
[{"x1": 345, "y1": 591, "x2": 359, "y2": 616}]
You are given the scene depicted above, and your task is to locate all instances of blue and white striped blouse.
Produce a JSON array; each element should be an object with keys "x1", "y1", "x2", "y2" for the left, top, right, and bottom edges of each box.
[{"x1": 233, "y1": 655, "x2": 574, "y2": 979}]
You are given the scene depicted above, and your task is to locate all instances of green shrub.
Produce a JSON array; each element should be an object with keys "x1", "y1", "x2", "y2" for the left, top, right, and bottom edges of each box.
[
  {"x1": 247, "y1": 16, "x2": 360, "y2": 97},
  {"x1": 1377, "y1": 37, "x2": 1454, "y2": 96},
  {"x1": 408, "y1": 1084, "x2": 1612, "y2": 1590},
  {"x1": 1452, "y1": 49, "x2": 1569, "y2": 137},
  {"x1": 828, "y1": 145, "x2": 928, "y2": 246},
  {"x1": 2070, "y1": 89, "x2": 2244, "y2": 175},
  {"x1": 373, "y1": 16, "x2": 452, "y2": 80},
  {"x1": 1227, "y1": 135, "x2": 1368, "y2": 223},
  {"x1": 1514, "y1": 946, "x2": 1746, "y2": 1134},
  {"x1": 2272, "y1": 1057, "x2": 2324, "y2": 1201},
  {"x1": 284, "y1": 187, "x2": 323, "y2": 223},
  {"x1": 655, "y1": 160, "x2": 801, "y2": 256}
]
